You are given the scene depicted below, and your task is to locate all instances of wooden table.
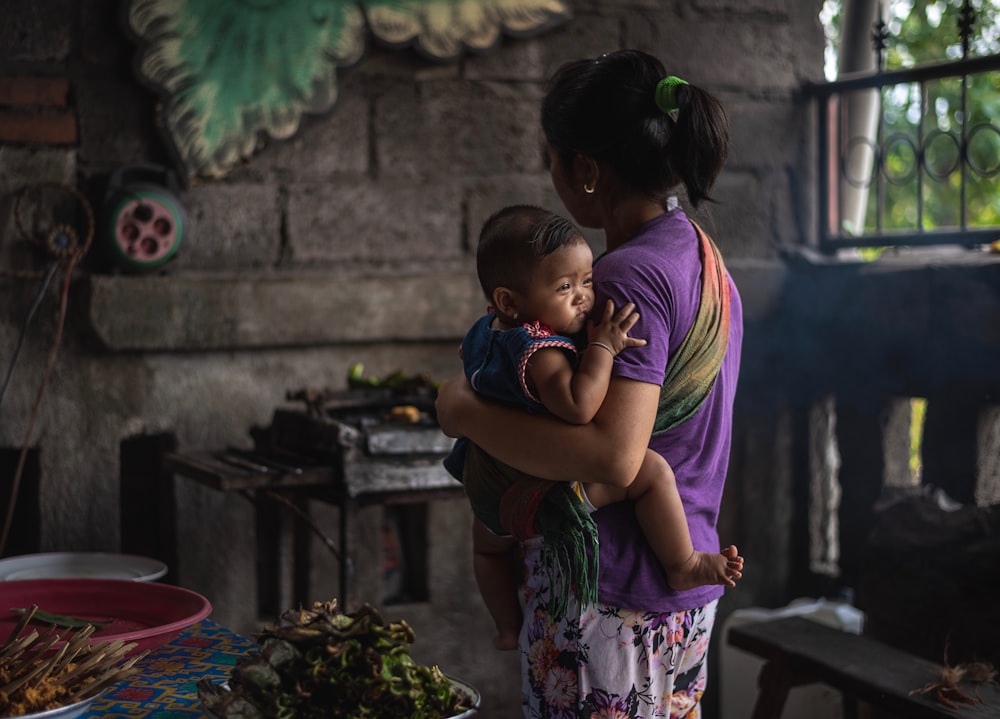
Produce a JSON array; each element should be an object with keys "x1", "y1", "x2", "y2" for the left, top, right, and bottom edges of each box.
[
  {"x1": 164, "y1": 439, "x2": 465, "y2": 609},
  {"x1": 728, "y1": 616, "x2": 1000, "y2": 719}
]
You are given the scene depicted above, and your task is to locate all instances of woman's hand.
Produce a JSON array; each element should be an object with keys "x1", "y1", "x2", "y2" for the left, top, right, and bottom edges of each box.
[
  {"x1": 437, "y1": 367, "x2": 657, "y2": 487},
  {"x1": 435, "y1": 372, "x2": 475, "y2": 438}
]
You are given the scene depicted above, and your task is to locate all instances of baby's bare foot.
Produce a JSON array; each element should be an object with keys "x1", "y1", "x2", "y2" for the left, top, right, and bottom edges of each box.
[
  {"x1": 667, "y1": 545, "x2": 744, "y2": 591},
  {"x1": 494, "y1": 628, "x2": 519, "y2": 651},
  {"x1": 722, "y1": 544, "x2": 744, "y2": 585}
]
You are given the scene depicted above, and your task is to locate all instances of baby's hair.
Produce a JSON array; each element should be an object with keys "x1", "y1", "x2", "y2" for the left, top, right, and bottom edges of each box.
[
  {"x1": 542, "y1": 49, "x2": 729, "y2": 208},
  {"x1": 477, "y1": 205, "x2": 585, "y2": 300}
]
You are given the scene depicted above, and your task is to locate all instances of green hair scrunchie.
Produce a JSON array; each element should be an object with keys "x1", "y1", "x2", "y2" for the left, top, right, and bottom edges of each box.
[{"x1": 655, "y1": 75, "x2": 689, "y2": 113}]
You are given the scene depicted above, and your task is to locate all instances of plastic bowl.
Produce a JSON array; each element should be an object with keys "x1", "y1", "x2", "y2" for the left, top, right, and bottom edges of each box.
[{"x1": 0, "y1": 578, "x2": 211, "y2": 655}]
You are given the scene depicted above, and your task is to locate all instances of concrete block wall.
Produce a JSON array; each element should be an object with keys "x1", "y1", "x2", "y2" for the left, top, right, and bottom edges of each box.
[{"x1": 0, "y1": 1, "x2": 831, "y2": 717}]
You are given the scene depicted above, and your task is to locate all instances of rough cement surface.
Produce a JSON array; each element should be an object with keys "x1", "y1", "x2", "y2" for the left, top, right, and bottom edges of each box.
[
  {"x1": 4, "y1": 3, "x2": 999, "y2": 719},
  {"x1": 84, "y1": 272, "x2": 484, "y2": 349}
]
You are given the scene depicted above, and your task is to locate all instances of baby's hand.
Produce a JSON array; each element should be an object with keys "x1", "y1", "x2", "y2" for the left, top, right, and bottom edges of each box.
[{"x1": 587, "y1": 300, "x2": 647, "y2": 355}]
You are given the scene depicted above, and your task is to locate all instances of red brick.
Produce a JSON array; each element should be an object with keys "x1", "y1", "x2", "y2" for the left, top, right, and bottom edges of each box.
[
  {"x1": 0, "y1": 111, "x2": 77, "y2": 144},
  {"x1": 0, "y1": 76, "x2": 70, "y2": 108}
]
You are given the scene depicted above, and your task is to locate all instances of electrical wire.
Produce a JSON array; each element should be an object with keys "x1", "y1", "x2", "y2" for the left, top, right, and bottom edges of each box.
[
  {"x1": 0, "y1": 183, "x2": 94, "y2": 557},
  {"x1": 0, "y1": 260, "x2": 60, "y2": 410},
  {"x1": 0, "y1": 253, "x2": 78, "y2": 556}
]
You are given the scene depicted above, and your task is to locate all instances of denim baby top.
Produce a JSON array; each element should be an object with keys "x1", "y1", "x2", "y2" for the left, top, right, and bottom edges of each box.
[{"x1": 442, "y1": 313, "x2": 579, "y2": 480}]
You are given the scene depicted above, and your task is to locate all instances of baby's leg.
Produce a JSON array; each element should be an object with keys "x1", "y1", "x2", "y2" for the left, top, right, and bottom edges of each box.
[
  {"x1": 472, "y1": 518, "x2": 522, "y2": 650},
  {"x1": 578, "y1": 480, "x2": 627, "y2": 508},
  {"x1": 627, "y1": 451, "x2": 744, "y2": 591}
]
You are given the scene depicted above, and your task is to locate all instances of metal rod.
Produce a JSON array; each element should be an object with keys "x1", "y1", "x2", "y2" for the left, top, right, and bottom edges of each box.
[{"x1": 806, "y1": 55, "x2": 1000, "y2": 97}]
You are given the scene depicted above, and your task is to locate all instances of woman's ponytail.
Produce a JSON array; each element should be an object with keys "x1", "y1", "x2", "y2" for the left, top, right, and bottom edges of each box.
[
  {"x1": 666, "y1": 82, "x2": 730, "y2": 208},
  {"x1": 542, "y1": 50, "x2": 730, "y2": 208}
]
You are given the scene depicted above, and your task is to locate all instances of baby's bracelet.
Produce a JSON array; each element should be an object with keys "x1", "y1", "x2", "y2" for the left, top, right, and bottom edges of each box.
[{"x1": 589, "y1": 341, "x2": 617, "y2": 358}]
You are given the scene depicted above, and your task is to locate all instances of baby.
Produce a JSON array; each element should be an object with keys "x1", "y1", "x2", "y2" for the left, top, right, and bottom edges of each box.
[{"x1": 445, "y1": 205, "x2": 742, "y2": 648}]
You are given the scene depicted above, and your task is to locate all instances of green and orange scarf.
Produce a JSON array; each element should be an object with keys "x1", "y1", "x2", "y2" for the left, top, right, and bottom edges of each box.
[{"x1": 461, "y1": 221, "x2": 732, "y2": 620}]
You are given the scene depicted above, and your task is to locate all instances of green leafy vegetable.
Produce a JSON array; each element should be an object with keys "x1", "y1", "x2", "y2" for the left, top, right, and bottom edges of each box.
[
  {"x1": 9, "y1": 607, "x2": 112, "y2": 628},
  {"x1": 346, "y1": 363, "x2": 440, "y2": 394},
  {"x1": 198, "y1": 600, "x2": 475, "y2": 719}
]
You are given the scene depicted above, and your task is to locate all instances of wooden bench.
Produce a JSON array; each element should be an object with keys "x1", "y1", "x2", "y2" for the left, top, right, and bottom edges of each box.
[{"x1": 727, "y1": 616, "x2": 1000, "y2": 719}]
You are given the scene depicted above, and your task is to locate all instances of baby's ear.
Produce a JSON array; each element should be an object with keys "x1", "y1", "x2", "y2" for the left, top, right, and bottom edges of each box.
[{"x1": 492, "y1": 286, "x2": 516, "y2": 315}]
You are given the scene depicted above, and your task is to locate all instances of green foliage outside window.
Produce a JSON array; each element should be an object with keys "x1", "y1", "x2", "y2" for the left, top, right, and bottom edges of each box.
[{"x1": 822, "y1": 1, "x2": 1000, "y2": 245}]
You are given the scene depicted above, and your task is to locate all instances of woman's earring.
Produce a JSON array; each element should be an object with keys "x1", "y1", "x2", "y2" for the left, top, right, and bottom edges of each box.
[
  {"x1": 584, "y1": 183, "x2": 595, "y2": 194},
  {"x1": 512, "y1": 311, "x2": 519, "y2": 320}
]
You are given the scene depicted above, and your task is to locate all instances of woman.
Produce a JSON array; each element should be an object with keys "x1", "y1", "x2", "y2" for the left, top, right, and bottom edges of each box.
[{"x1": 436, "y1": 49, "x2": 743, "y2": 718}]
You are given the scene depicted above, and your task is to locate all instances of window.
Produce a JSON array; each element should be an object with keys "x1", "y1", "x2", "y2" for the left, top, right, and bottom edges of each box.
[{"x1": 816, "y1": 0, "x2": 1000, "y2": 256}]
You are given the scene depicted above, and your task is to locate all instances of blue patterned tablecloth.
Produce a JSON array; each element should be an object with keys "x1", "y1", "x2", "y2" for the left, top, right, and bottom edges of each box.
[{"x1": 81, "y1": 619, "x2": 255, "y2": 718}]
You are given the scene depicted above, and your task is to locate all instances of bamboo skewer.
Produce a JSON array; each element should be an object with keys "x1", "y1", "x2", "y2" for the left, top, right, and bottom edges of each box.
[
  {"x1": 0, "y1": 612, "x2": 144, "y2": 718},
  {"x1": 51, "y1": 640, "x2": 133, "y2": 688},
  {"x1": 3, "y1": 605, "x2": 37, "y2": 648},
  {"x1": 0, "y1": 629, "x2": 40, "y2": 662},
  {"x1": 67, "y1": 649, "x2": 148, "y2": 702},
  {"x1": 47, "y1": 626, "x2": 97, "y2": 676},
  {"x1": 0, "y1": 643, "x2": 67, "y2": 696}
]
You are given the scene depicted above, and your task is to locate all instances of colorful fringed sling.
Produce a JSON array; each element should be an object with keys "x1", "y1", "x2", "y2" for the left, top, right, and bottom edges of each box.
[{"x1": 461, "y1": 221, "x2": 732, "y2": 620}]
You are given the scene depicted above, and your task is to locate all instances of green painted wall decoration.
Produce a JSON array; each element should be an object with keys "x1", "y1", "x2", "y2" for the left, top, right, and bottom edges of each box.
[{"x1": 123, "y1": 0, "x2": 572, "y2": 182}]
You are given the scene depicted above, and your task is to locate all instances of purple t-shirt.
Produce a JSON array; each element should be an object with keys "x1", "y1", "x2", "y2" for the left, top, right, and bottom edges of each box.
[{"x1": 591, "y1": 207, "x2": 743, "y2": 613}]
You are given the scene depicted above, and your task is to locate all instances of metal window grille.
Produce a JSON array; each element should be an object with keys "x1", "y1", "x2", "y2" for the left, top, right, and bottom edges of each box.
[{"x1": 808, "y1": 3, "x2": 1000, "y2": 254}]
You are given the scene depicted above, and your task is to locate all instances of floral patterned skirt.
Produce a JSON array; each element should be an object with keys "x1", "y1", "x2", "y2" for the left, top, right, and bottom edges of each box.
[{"x1": 518, "y1": 540, "x2": 718, "y2": 719}]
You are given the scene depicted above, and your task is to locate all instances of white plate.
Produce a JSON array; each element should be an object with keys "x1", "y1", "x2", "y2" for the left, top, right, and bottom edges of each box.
[
  {"x1": 14, "y1": 689, "x2": 110, "y2": 719},
  {"x1": 200, "y1": 674, "x2": 480, "y2": 718},
  {"x1": 446, "y1": 675, "x2": 482, "y2": 719},
  {"x1": 0, "y1": 552, "x2": 167, "y2": 582}
]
